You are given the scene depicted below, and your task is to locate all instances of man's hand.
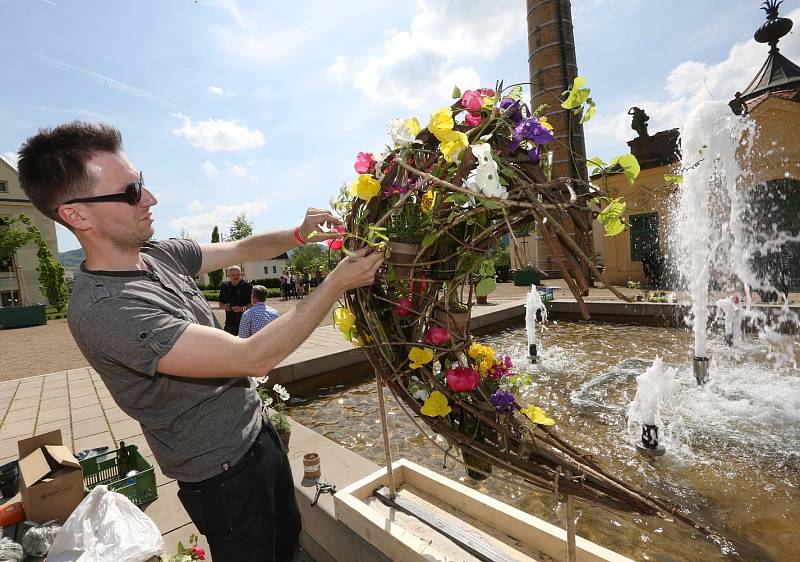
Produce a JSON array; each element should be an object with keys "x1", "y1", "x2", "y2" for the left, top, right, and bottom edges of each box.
[
  {"x1": 325, "y1": 248, "x2": 384, "y2": 293},
  {"x1": 298, "y1": 208, "x2": 342, "y2": 242},
  {"x1": 222, "y1": 303, "x2": 232, "y2": 312},
  {"x1": 232, "y1": 306, "x2": 245, "y2": 313}
]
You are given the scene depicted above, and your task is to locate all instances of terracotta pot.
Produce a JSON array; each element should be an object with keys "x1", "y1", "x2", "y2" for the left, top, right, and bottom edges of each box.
[
  {"x1": 388, "y1": 242, "x2": 420, "y2": 278},
  {"x1": 279, "y1": 430, "x2": 291, "y2": 449},
  {"x1": 433, "y1": 307, "x2": 469, "y2": 337},
  {"x1": 475, "y1": 295, "x2": 488, "y2": 305}
]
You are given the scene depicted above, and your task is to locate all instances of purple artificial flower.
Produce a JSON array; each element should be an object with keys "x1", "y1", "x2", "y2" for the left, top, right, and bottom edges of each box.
[
  {"x1": 490, "y1": 389, "x2": 516, "y2": 415},
  {"x1": 498, "y1": 98, "x2": 528, "y2": 125},
  {"x1": 510, "y1": 117, "x2": 554, "y2": 153},
  {"x1": 487, "y1": 355, "x2": 513, "y2": 380},
  {"x1": 527, "y1": 144, "x2": 541, "y2": 164},
  {"x1": 384, "y1": 184, "x2": 409, "y2": 197}
]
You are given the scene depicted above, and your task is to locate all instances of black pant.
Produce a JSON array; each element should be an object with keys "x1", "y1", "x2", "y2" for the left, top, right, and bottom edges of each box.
[{"x1": 177, "y1": 422, "x2": 302, "y2": 562}]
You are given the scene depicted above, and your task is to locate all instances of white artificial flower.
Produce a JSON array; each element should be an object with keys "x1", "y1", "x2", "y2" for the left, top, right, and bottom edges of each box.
[
  {"x1": 464, "y1": 143, "x2": 507, "y2": 199},
  {"x1": 374, "y1": 147, "x2": 392, "y2": 181},
  {"x1": 273, "y1": 384, "x2": 290, "y2": 402},
  {"x1": 261, "y1": 395, "x2": 274, "y2": 407},
  {"x1": 413, "y1": 387, "x2": 430, "y2": 401},
  {"x1": 387, "y1": 118, "x2": 416, "y2": 147}
]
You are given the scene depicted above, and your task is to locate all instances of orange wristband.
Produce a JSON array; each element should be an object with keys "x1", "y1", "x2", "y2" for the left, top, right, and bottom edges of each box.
[{"x1": 293, "y1": 227, "x2": 306, "y2": 245}]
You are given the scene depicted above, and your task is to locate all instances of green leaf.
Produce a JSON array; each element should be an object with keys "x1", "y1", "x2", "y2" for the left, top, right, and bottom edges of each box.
[
  {"x1": 481, "y1": 199, "x2": 503, "y2": 210},
  {"x1": 609, "y1": 153, "x2": 640, "y2": 185},
  {"x1": 499, "y1": 167, "x2": 518, "y2": 179},
  {"x1": 597, "y1": 198, "x2": 627, "y2": 236},
  {"x1": 507, "y1": 85, "x2": 523, "y2": 100},
  {"x1": 579, "y1": 99, "x2": 597, "y2": 124},
  {"x1": 476, "y1": 278, "x2": 496, "y2": 296},
  {"x1": 444, "y1": 193, "x2": 469, "y2": 205},
  {"x1": 664, "y1": 173, "x2": 683, "y2": 185},
  {"x1": 452, "y1": 85, "x2": 462, "y2": 99},
  {"x1": 561, "y1": 76, "x2": 589, "y2": 109},
  {"x1": 421, "y1": 232, "x2": 439, "y2": 249}
]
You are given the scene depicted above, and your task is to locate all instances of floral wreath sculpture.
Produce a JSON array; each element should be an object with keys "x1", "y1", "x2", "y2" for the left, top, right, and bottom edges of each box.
[{"x1": 327, "y1": 79, "x2": 715, "y2": 534}]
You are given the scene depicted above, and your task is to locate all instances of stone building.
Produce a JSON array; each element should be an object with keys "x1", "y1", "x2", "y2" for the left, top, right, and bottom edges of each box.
[
  {"x1": 600, "y1": 4, "x2": 800, "y2": 290},
  {"x1": 0, "y1": 156, "x2": 60, "y2": 306}
]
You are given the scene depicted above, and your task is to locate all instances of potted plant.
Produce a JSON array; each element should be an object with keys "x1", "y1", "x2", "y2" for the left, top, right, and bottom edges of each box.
[
  {"x1": 513, "y1": 265, "x2": 542, "y2": 286},
  {"x1": 473, "y1": 259, "x2": 496, "y2": 305},
  {"x1": 256, "y1": 377, "x2": 292, "y2": 448},
  {"x1": 434, "y1": 283, "x2": 470, "y2": 336},
  {"x1": 387, "y1": 199, "x2": 428, "y2": 278}
]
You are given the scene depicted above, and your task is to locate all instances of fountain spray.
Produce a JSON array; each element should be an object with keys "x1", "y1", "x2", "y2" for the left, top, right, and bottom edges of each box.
[
  {"x1": 715, "y1": 295, "x2": 741, "y2": 347},
  {"x1": 628, "y1": 357, "x2": 677, "y2": 458},
  {"x1": 525, "y1": 285, "x2": 548, "y2": 363}
]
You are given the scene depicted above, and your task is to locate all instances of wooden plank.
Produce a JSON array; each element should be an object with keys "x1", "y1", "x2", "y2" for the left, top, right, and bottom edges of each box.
[{"x1": 374, "y1": 486, "x2": 521, "y2": 562}]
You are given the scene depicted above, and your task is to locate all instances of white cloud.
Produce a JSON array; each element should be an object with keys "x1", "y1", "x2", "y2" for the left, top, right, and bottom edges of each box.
[
  {"x1": 169, "y1": 201, "x2": 271, "y2": 240},
  {"x1": 350, "y1": 0, "x2": 523, "y2": 109},
  {"x1": 172, "y1": 114, "x2": 265, "y2": 153},
  {"x1": 327, "y1": 56, "x2": 349, "y2": 89},
  {"x1": 228, "y1": 163, "x2": 257, "y2": 181},
  {"x1": 208, "y1": 86, "x2": 224, "y2": 97},
  {"x1": 202, "y1": 161, "x2": 219, "y2": 176},
  {"x1": 1, "y1": 152, "x2": 19, "y2": 169},
  {"x1": 189, "y1": 200, "x2": 204, "y2": 211},
  {"x1": 586, "y1": 7, "x2": 800, "y2": 155}
]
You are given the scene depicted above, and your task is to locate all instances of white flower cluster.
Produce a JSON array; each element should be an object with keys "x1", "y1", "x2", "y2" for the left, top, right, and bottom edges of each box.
[{"x1": 464, "y1": 143, "x2": 507, "y2": 199}]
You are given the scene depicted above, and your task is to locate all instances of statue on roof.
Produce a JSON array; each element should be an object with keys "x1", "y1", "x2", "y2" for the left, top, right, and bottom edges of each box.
[{"x1": 628, "y1": 106, "x2": 650, "y2": 138}]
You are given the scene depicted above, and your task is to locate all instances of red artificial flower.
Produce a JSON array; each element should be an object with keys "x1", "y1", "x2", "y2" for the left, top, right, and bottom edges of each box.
[
  {"x1": 464, "y1": 111, "x2": 482, "y2": 127},
  {"x1": 477, "y1": 88, "x2": 495, "y2": 97},
  {"x1": 446, "y1": 366, "x2": 481, "y2": 393},
  {"x1": 423, "y1": 326, "x2": 450, "y2": 346},
  {"x1": 408, "y1": 273, "x2": 428, "y2": 294},
  {"x1": 324, "y1": 226, "x2": 346, "y2": 251},
  {"x1": 461, "y1": 90, "x2": 484, "y2": 112},
  {"x1": 354, "y1": 151, "x2": 376, "y2": 175},
  {"x1": 396, "y1": 297, "x2": 413, "y2": 317},
  {"x1": 191, "y1": 546, "x2": 206, "y2": 561}
]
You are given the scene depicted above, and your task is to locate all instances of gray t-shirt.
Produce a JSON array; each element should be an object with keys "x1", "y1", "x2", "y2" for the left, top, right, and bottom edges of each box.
[{"x1": 68, "y1": 239, "x2": 262, "y2": 482}]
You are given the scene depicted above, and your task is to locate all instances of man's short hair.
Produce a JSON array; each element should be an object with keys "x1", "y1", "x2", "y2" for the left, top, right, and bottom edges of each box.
[
  {"x1": 251, "y1": 285, "x2": 268, "y2": 302},
  {"x1": 17, "y1": 122, "x2": 123, "y2": 227}
]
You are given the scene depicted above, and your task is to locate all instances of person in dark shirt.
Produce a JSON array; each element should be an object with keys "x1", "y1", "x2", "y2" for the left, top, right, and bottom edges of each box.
[{"x1": 218, "y1": 265, "x2": 252, "y2": 335}]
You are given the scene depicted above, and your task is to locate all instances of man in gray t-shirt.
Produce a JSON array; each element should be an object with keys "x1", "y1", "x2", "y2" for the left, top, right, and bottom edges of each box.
[{"x1": 17, "y1": 122, "x2": 383, "y2": 562}]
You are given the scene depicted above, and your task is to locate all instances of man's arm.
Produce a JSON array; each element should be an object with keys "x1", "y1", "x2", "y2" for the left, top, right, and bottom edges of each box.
[
  {"x1": 198, "y1": 208, "x2": 341, "y2": 274},
  {"x1": 157, "y1": 250, "x2": 383, "y2": 378}
]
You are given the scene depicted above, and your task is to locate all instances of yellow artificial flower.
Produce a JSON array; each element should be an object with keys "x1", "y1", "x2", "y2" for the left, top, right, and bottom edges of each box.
[
  {"x1": 428, "y1": 107, "x2": 456, "y2": 142},
  {"x1": 408, "y1": 347, "x2": 434, "y2": 369},
  {"x1": 334, "y1": 307, "x2": 356, "y2": 336},
  {"x1": 439, "y1": 131, "x2": 468, "y2": 163},
  {"x1": 348, "y1": 174, "x2": 381, "y2": 202},
  {"x1": 403, "y1": 117, "x2": 421, "y2": 137},
  {"x1": 420, "y1": 190, "x2": 437, "y2": 214},
  {"x1": 481, "y1": 95, "x2": 496, "y2": 112},
  {"x1": 521, "y1": 405, "x2": 556, "y2": 426},
  {"x1": 468, "y1": 343, "x2": 494, "y2": 360},
  {"x1": 479, "y1": 357, "x2": 493, "y2": 375},
  {"x1": 539, "y1": 116, "x2": 554, "y2": 132},
  {"x1": 420, "y1": 390, "x2": 451, "y2": 417}
]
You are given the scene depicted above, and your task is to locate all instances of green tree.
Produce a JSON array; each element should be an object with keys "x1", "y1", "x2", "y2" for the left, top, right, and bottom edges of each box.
[
  {"x1": 209, "y1": 225, "x2": 224, "y2": 289},
  {"x1": 0, "y1": 215, "x2": 68, "y2": 310},
  {"x1": 227, "y1": 213, "x2": 253, "y2": 241},
  {"x1": 288, "y1": 243, "x2": 339, "y2": 275}
]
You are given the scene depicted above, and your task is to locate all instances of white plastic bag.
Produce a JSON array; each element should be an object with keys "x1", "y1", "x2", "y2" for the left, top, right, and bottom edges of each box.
[{"x1": 47, "y1": 485, "x2": 164, "y2": 562}]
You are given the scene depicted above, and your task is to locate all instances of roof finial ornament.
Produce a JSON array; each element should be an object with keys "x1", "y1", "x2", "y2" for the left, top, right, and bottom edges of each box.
[
  {"x1": 755, "y1": 0, "x2": 792, "y2": 52},
  {"x1": 628, "y1": 107, "x2": 650, "y2": 138}
]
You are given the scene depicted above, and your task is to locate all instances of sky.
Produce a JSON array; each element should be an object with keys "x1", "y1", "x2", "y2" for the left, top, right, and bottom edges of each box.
[{"x1": 1, "y1": 0, "x2": 798, "y2": 252}]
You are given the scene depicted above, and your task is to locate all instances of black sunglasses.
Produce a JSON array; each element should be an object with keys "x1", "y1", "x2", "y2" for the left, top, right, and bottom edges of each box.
[{"x1": 59, "y1": 172, "x2": 144, "y2": 210}]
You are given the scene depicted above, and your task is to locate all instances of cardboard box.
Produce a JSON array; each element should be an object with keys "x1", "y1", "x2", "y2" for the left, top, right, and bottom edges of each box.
[{"x1": 18, "y1": 429, "x2": 84, "y2": 524}]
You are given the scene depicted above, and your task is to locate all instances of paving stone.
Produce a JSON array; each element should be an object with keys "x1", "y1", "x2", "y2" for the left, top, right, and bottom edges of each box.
[
  {"x1": 7, "y1": 397, "x2": 39, "y2": 412},
  {"x1": 36, "y1": 407, "x2": 70, "y2": 424},
  {"x1": 124, "y1": 434, "x2": 154, "y2": 458},
  {"x1": 40, "y1": 396, "x2": 69, "y2": 409},
  {"x1": 111, "y1": 418, "x2": 143, "y2": 441},
  {"x1": 73, "y1": 431, "x2": 116, "y2": 452},
  {"x1": 142, "y1": 480, "x2": 192, "y2": 534},
  {"x1": 71, "y1": 404, "x2": 104, "y2": 422},
  {"x1": 104, "y1": 407, "x2": 132, "y2": 423},
  {"x1": 2, "y1": 408, "x2": 37, "y2": 424},
  {"x1": 0, "y1": 418, "x2": 36, "y2": 439},
  {"x1": 41, "y1": 386, "x2": 69, "y2": 399},
  {"x1": 68, "y1": 385, "x2": 97, "y2": 399},
  {"x1": 70, "y1": 394, "x2": 100, "y2": 409},
  {"x1": 73, "y1": 416, "x2": 109, "y2": 439}
]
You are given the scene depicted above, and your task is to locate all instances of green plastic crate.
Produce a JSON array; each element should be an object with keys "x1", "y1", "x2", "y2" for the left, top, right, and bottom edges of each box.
[{"x1": 79, "y1": 442, "x2": 157, "y2": 506}]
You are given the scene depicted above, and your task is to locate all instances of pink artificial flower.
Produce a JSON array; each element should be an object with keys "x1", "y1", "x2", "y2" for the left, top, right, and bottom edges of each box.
[
  {"x1": 191, "y1": 546, "x2": 206, "y2": 561},
  {"x1": 477, "y1": 88, "x2": 495, "y2": 97},
  {"x1": 354, "y1": 151, "x2": 376, "y2": 175},
  {"x1": 486, "y1": 355, "x2": 513, "y2": 380},
  {"x1": 324, "y1": 226, "x2": 346, "y2": 251},
  {"x1": 396, "y1": 297, "x2": 413, "y2": 317},
  {"x1": 423, "y1": 326, "x2": 450, "y2": 346},
  {"x1": 464, "y1": 111, "x2": 482, "y2": 127},
  {"x1": 446, "y1": 366, "x2": 481, "y2": 393},
  {"x1": 461, "y1": 90, "x2": 484, "y2": 112}
]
